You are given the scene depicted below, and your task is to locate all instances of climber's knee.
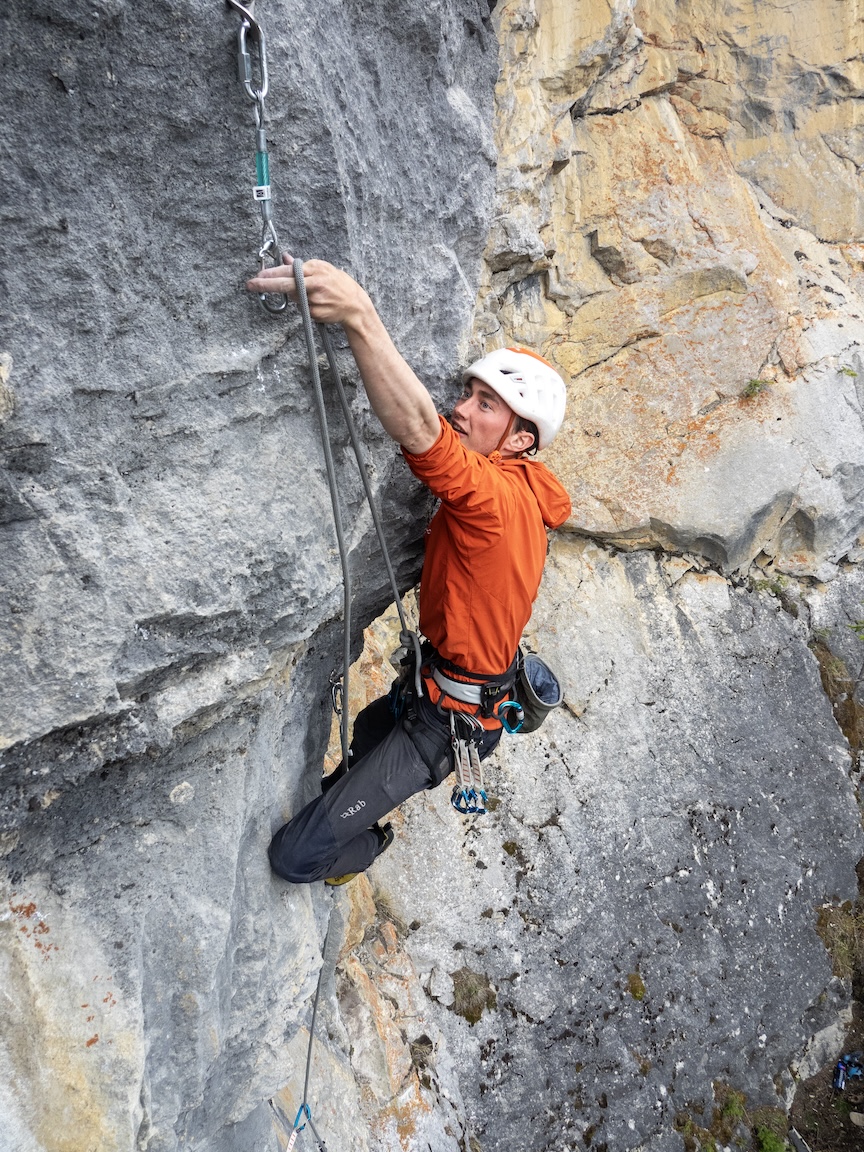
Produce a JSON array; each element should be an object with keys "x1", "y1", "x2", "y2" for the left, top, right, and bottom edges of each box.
[{"x1": 268, "y1": 798, "x2": 336, "y2": 884}]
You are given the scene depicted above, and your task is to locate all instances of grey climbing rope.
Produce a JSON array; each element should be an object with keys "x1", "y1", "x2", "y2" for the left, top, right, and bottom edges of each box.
[
  {"x1": 268, "y1": 911, "x2": 343, "y2": 1151},
  {"x1": 315, "y1": 312, "x2": 425, "y2": 699},
  {"x1": 226, "y1": 3, "x2": 423, "y2": 771},
  {"x1": 224, "y1": 7, "x2": 420, "y2": 1150},
  {"x1": 290, "y1": 260, "x2": 353, "y2": 765},
  {"x1": 291, "y1": 259, "x2": 425, "y2": 763}
]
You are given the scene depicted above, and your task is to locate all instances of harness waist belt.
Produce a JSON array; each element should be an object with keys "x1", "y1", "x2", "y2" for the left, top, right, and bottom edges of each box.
[
  {"x1": 431, "y1": 667, "x2": 518, "y2": 706},
  {"x1": 431, "y1": 667, "x2": 484, "y2": 704}
]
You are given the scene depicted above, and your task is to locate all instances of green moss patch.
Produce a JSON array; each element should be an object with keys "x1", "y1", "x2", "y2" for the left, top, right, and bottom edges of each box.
[{"x1": 450, "y1": 966, "x2": 497, "y2": 1025}]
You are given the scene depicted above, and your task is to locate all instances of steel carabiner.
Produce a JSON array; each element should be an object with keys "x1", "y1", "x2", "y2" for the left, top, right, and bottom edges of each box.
[
  {"x1": 228, "y1": 0, "x2": 269, "y2": 103},
  {"x1": 257, "y1": 223, "x2": 288, "y2": 314},
  {"x1": 329, "y1": 671, "x2": 344, "y2": 717}
]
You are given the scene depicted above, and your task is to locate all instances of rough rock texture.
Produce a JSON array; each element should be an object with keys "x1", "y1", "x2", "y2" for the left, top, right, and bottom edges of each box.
[
  {"x1": 372, "y1": 543, "x2": 864, "y2": 1151},
  {"x1": 0, "y1": 1, "x2": 496, "y2": 1148},
  {"x1": 2, "y1": 1, "x2": 864, "y2": 1151},
  {"x1": 480, "y1": 0, "x2": 864, "y2": 580}
]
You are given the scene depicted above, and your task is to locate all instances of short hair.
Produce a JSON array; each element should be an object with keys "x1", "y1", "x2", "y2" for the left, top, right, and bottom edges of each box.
[{"x1": 514, "y1": 415, "x2": 539, "y2": 456}]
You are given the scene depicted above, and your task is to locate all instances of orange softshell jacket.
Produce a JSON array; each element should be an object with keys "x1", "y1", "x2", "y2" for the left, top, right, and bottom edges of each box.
[{"x1": 404, "y1": 417, "x2": 572, "y2": 688}]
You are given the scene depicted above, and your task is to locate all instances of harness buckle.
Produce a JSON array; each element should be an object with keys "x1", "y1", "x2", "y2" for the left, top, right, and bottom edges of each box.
[{"x1": 480, "y1": 681, "x2": 500, "y2": 718}]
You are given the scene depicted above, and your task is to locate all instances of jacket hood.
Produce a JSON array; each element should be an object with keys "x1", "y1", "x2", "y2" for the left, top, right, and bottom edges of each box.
[{"x1": 503, "y1": 457, "x2": 572, "y2": 529}]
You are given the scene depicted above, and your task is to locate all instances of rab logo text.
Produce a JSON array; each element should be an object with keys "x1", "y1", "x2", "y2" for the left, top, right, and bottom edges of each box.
[{"x1": 340, "y1": 800, "x2": 366, "y2": 819}]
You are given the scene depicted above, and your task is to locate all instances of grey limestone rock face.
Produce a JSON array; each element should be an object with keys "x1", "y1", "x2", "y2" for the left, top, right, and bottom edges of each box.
[
  {"x1": 2, "y1": 1, "x2": 864, "y2": 1150},
  {"x1": 1, "y1": 0, "x2": 496, "y2": 754},
  {"x1": 372, "y1": 540, "x2": 864, "y2": 1151},
  {"x1": 0, "y1": 1, "x2": 497, "y2": 1148}
]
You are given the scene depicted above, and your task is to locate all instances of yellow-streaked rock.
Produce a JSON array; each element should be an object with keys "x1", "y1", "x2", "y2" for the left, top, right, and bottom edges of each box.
[
  {"x1": 0, "y1": 884, "x2": 143, "y2": 1152},
  {"x1": 479, "y1": 0, "x2": 864, "y2": 576}
]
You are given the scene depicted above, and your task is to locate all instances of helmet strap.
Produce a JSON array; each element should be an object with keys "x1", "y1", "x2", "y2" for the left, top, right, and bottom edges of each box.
[{"x1": 493, "y1": 413, "x2": 517, "y2": 457}]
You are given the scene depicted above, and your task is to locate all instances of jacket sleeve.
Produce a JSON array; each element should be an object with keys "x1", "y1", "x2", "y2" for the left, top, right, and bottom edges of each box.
[{"x1": 403, "y1": 417, "x2": 512, "y2": 538}]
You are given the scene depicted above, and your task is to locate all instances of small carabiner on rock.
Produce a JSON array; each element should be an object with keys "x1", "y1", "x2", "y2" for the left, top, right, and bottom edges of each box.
[
  {"x1": 329, "y1": 670, "x2": 344, "y2": 717},
  {"x1": 257, "y1": 226, "x2": 288, "y2": 315},
  {"x1": 231, "y1": 1, "x2": 269, "y2": 104}
]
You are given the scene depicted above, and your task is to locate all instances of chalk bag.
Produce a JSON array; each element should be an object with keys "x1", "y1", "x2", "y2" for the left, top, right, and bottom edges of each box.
[{"x1": 516, "y1": 650, "x2": 563, "y2": 733}]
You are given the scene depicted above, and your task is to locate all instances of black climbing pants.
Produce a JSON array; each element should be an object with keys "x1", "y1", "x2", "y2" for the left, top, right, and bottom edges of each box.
[{"x1": 268, "y1": 689, "x2": 502, "y2": 883}]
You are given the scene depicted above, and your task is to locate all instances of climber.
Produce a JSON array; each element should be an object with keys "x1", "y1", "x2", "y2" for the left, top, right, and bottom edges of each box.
[{"x1": 247, "y1": 256, "x2": 572, "y2": 885}]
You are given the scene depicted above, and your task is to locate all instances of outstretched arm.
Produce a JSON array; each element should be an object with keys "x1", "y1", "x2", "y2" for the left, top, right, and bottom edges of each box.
[{"x1": 247, "y1": 258, "x2": 441, "y2": 455}]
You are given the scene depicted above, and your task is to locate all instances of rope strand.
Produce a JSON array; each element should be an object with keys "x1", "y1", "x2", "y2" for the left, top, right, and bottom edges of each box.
[
  {"x1": 318, "y1": 325, "x2": 424, "y2": 697},
  {"x1": 292, "y1": 260, "x2": 352, "y2": 767}
]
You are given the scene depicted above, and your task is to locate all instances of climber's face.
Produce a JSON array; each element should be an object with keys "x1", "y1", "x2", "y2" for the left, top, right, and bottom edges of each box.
[{"x1": 450, "y1": 378, "x2": 515, "y2": 457}]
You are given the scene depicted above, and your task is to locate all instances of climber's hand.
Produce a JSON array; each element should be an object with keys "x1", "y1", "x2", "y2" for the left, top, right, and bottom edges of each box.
[
  {"x1": 249, "y1": 257, "x2": 439, "y2": 452},
  {"x1": 246, "y1": 256, "x2": 372, "y2": 329}
]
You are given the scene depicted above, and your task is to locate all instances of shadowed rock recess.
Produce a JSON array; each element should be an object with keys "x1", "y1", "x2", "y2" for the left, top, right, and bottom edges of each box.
[{"x1": 1, "y1": 1, "x2": 864, "y2": 1151}]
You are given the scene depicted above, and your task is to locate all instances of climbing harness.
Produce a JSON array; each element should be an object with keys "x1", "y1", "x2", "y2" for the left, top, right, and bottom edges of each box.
[
  {"x1": 431, "y1": 661, "x2": 521, "y2": 726},
  {"x1": 429, "y1": 655, "x2": 520, "y2": 810},
  {"x1": 435, "y1": 647, "x2": 565, "y2": 810},
  {"x1": 226, "y1": 0, "x2": 287, "y2": 314},
  {"x1": 225, "y1": 0, "x2": 423, "y2": 769}
]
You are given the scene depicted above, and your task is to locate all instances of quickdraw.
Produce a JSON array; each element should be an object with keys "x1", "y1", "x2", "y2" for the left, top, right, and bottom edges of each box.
[
  {"x1": 267, "y1": 914, "x2": 342, "y2": 1151},
  {"x1": 329, "y1": 670, "x2": 344, "y2": 718},
  {"x1": 226, "y1": 0, "x2": 288, "y2": 314},
  {"x1": 450, "y1": 713, "x2": 487, "y2": 815},
  {"x1": 268, "y1": 1076, "x2": 327, "y2": 1152},
  {"x1": 285, "y1": 1104, "x2": 322, "y2": 1152}
]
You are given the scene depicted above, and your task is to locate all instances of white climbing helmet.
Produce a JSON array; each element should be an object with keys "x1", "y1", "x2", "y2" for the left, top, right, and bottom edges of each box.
[{"x1": 462, "y1": 345, "x2": 566, "y2": 450}]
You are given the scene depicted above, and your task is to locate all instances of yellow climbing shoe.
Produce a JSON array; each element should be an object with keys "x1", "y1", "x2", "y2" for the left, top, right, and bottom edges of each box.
[{"x1": 324, "y1": 872, "x2": 358, "y2": 886}]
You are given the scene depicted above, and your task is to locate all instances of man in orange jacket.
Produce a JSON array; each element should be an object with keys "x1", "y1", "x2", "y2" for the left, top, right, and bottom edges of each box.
[{"x1": 247, "y1": 258, "x2": 571, "y2": 884}]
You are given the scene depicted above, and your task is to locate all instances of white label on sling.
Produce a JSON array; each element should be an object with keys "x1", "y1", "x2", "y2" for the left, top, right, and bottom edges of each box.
[{"x1": 253, "y1": 185, "x2": 271, "y2": 201}]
